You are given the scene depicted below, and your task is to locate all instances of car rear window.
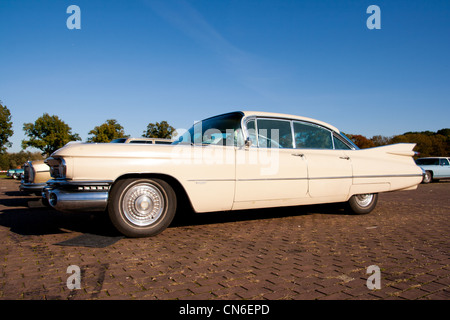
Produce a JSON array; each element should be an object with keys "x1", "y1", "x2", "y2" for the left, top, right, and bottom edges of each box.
[{"x1": 416, "y1": 158, "x2": 439, "y2": 165}]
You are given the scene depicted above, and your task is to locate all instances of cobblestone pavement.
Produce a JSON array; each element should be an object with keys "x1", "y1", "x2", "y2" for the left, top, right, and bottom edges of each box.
[{"x1": 0, "y1": 177, "x2": 449, "y2": 300}]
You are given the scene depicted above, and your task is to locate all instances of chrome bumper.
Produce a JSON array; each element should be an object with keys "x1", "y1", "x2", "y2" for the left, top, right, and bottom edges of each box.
[
  {"x1": 43, "y1": 180, "x2": 112, "y2": 212},
  {"x1": 20, "y1": 182, "x2": 47, "y2": 194}
]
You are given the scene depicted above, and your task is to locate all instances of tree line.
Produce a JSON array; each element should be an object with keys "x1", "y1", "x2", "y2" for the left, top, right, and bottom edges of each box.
[
  {"x1": 0, "y1": 100, "x2": 448, "y2": 170},
  {"x1": 345, "y1": 130, "x2": 450, "y2": 157},
  {"x1": 0, "y1": 151, "x2": 44, "y2": 170}
]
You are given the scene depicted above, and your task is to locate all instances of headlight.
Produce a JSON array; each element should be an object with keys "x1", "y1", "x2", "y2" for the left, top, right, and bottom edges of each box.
[
  {"x1": 46, "y1": 157, "x2": 67, "y2": 179},
  {"x1": 23, "y1": 161, "x2": 33, "y2": 183}
]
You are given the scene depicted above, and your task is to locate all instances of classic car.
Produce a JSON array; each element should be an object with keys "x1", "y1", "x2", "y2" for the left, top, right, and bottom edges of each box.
[
  {"x1": 20, "y1": 160, "x2": 51, "y2": 195},
  {"x1": 415, "y1": 157, "x2": 450, "y2": 183},
  {"x1": 110, "y1": 137, "x2": 173, "y2": 144},
  {"x1": 7, "y1": 168, "x2": 24, "y2": 179},
  {"x1": 42, "y1": 111, "x2": 423, "y2": 238}
]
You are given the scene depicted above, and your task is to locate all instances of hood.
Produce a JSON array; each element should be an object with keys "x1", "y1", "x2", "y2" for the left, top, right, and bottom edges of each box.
[{"x1": 51, "y1": 141, "x2": 177, "y2": 159}]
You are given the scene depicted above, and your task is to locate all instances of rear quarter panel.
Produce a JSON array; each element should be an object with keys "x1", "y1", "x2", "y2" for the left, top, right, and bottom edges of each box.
[{"x1": 346, "y1": 143, "x2": 422, "y2": 194}]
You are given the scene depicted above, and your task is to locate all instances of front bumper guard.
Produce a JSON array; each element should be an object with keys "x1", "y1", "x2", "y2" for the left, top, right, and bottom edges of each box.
[
  {"x1": 20, "y1": 181, "x2": 47, "y2": 194},
  {"x1": 43, "y1": 180, "x2": 112, "y2": 212}
]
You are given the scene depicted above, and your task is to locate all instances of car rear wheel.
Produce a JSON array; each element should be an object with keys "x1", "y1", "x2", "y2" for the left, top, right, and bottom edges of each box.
[
  {"x1": 347, "y1": 193, "x2": 378, "y2": 215},
  {"x1": 108, "y1": 178, "x2": 177, "y2": 237},
  {"x1": 422, "y1": 171, "x2": 432, "y2": 184}
]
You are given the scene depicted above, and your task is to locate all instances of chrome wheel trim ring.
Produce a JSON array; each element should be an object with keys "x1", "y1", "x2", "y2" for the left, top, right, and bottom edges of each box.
[
  {"x1": 121, "y1": 183, "x2": 165, "y2": 227},
  {"x1": 354, "y1": 194, "x2": 374, "y2": 207}
]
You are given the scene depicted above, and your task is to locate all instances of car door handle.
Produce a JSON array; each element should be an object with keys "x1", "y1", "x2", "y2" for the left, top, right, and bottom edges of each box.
[
  {"x1": 292, "y1": 153, "x2": 304, "y2": 157},
  {"x1": 339, "y1": 156, "x2": 350, "y2": 160}
]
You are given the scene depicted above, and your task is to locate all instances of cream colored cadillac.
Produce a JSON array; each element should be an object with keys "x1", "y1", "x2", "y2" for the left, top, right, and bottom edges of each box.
[
  {"x1": 20, "y1": 160, "x2": 51, "y2": 195},
  {"x1": 43, "y1": 111, "x2": 423, "y2": 237}
]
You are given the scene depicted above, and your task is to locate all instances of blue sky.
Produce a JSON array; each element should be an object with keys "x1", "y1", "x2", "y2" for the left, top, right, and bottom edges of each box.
[{"x1": 1, "y1": 0, "x2": 449, "y2": 153}]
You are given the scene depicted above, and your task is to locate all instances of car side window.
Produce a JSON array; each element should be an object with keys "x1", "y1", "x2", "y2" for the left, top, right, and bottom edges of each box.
[
  {"x1": 333, "y1": 135, "x2": 351, "y2": 150},
  {"x1": 440, "y1": 158, "x2": 449, "y2": 166},
  {"x1": 246, "y1": 119, "x2": 258, "y2": 147},
  {"x1": 177, "y1": 112, "x2": 243, "y2": 146},
  {"x1": 293, "y1": 121, "x2": 333, "y2": 149},
  {"x1": 256, "y1": 119, "x2": 293, "y2": 148}
]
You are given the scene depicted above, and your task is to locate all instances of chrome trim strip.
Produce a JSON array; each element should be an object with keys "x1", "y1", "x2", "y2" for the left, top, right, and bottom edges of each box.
[
  {"x1": 354, "y1": 174, "x2": 423, "y2": 179},
  {"x1": 188, "y1": 179, "x2": 235, "y2": 182},
  {"x1": 46, "y1": 179, "x2": 113, "y2": 186},
  {"x1": 308, "y1": 176, "x2": 352, "y2": 180},
  {"x1": 189, "y1": 173, "x2": 422, "y2": 183},
  {"x1": 237, "y1": 177, "x2": 308, "y2": 181}
]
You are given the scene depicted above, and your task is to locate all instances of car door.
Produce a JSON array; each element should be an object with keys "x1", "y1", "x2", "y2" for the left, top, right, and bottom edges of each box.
[
  {"x1": 292, "y1": 121, "x2": 352, "y2": 200},
  {"x1": 436, "y1": 158, "x2": 450, "y2": 178},
  {"x1": 234, "y1": 118, "x2": 308, "y2": 206},
  {"x1": 173, "y1": 112, "x2": 241, "y2": 213}
]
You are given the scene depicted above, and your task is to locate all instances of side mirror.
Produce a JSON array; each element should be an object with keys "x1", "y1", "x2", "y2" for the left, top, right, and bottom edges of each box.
[{"x1": 245, "y1": 137, "x2": 252, "y2": 148}]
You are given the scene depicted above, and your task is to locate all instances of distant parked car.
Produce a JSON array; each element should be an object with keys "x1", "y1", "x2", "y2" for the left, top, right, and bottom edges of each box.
[
  {"x1": 20, "y1": 160, "x2": 51, "y2": 195},
  {"x1": 110, "y1": 137, "x2": 173, "y2": 144},
  {"x1": 7, "y1": 168, "x2": 24, "y2": 179},
  {"x1": 415, "y1": 157, "x2": 450, "y2": 183}
]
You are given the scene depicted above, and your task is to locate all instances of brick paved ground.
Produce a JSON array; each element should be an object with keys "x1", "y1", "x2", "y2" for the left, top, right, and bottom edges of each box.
[{"x1": 0, "y1": 177, "x2": 449, "y2": 301}]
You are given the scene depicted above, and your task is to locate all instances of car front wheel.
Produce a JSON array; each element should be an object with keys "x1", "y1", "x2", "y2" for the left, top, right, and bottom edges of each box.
[
  {"x1": 346, "y1": 193, "x2": 378, "y2": 215},
  {"x1": 108, "y1": 178, "x2": 177, "y2": 238}
]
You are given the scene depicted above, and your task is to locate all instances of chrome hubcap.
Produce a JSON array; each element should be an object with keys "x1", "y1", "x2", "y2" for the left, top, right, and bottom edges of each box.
[
  {"x1": 122, "y1": 183, "x2": 165, "y2": 227},
  {"x1": 355, "y1": 194, "x2": 373, "y2": 207}
]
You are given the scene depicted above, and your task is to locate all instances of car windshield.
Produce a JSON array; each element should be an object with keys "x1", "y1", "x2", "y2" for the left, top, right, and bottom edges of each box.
[
  {"x1": 416, "y1": 158, "x2": 439, "y2": 165},
  {"x1": 173, "y1": 112, "x2": 244, "y2": 146}
]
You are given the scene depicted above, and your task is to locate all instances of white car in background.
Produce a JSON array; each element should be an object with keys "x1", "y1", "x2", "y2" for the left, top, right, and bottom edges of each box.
[
  {"x1": 20, "y1": 160, "x2": 51, "y2": 195},
  {"x1": 415, "y1": 157, "x2": 450, "y2": 183}
]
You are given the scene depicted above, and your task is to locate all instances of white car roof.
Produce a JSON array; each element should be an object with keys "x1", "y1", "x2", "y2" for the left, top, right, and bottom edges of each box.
[
  {"x1": 418, "y1": 157, "x2": 449, "y2": 159},
  {"x1": 240, "y1": 111, "x2": 340, "y2": 133}
]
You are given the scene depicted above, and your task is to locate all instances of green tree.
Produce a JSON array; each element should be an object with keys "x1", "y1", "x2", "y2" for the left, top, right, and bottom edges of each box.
[
  {"x1": 370, "y1": 135, "x2": 391, "y2": 147},
  {"x1": 437, "y1": 128, "x2": 450, "y2": 155},
  {"x1": 390, "y1": 132, "x2": 447, "y2": 157},
  {"x1": 87, "y1": 119, "x2": 126, "y2": 143},
  {"x1": 0, "y1": 101, "x2": 14, "y2": 153},
  {"x1": 437, "y1": 128, "x2": 450, "y2": 138},
  {"x1": 0, "y1": 151, "x2": 43, "y2": 170},
  {"x1": 143, "y1": 121, "x2": 175, "y2": 139},
  {"x1": 0, "y1": 153, "x2": 9, "y2": 170},
  {"x1": 22, "y1": 113, "x2": 81, "y2": 156}
]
